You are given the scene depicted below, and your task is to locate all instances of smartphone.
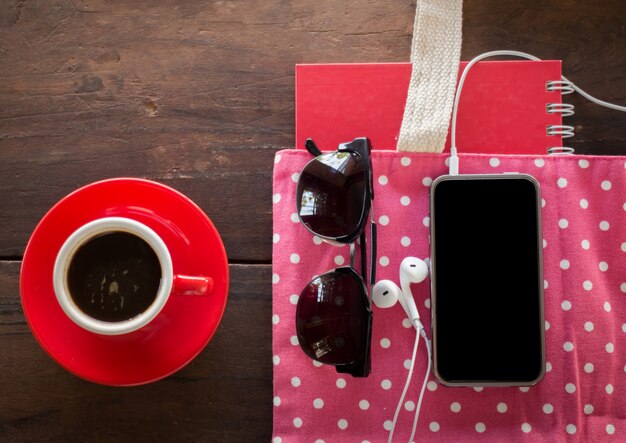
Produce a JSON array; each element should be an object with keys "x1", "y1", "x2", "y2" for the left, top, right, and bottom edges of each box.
[{"x1": 429, "y1": 174, "x2": 545, "y2": 386}]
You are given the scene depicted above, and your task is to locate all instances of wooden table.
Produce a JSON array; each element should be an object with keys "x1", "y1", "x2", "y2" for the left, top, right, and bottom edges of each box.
[{"x1": 1, "y1": 1, "x2": 624, "y2": 441}]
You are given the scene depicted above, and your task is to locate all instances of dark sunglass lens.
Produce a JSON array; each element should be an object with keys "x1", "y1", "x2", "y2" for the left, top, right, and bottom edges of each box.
[
  {"x1": 297, "y1": 152, "x2": 366, "y2": 238},
  {"x1": 296, "y1": 269, "x2": 369, "y2": 366}
]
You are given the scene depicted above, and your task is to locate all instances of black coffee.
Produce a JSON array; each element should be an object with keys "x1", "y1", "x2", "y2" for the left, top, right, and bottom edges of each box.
[{"x1": 67, "y1": 232, "x2": 162, "y2": 322}]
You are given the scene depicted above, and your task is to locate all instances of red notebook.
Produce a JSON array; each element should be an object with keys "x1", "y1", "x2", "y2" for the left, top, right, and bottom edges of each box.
[{"x1": 295, "y1": 61, "x2": 564, "y2": 154}]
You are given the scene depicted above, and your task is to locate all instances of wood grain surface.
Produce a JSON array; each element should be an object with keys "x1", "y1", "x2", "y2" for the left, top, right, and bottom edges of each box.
[{"x1": 0, "y1": 0, "x2": 624, "y2": 441}]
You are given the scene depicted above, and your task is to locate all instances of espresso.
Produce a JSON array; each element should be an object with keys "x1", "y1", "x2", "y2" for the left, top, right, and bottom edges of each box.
[{"x1": 67, "y1": 232, "x2": 162, "y2": 322}]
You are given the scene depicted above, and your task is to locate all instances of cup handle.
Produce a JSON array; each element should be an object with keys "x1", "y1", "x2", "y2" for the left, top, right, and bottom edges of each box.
[{"x1": 172, "y1": 275, "x2": 214, "y2": 296}]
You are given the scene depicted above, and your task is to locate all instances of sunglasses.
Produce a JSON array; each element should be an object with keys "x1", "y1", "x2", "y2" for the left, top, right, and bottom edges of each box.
[{"x1": 294, "y1": 137, "x2": 377, "y2": 377}]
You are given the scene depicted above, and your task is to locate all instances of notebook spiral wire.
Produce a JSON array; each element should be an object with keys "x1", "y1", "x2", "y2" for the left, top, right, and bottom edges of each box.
[{"x1": 546, "y1": 80, "x2": 576, "y2": 155}]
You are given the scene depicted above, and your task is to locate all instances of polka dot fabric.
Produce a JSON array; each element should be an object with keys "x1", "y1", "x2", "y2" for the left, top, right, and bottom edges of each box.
[{"x1": 272, "y1": 150, "x2": 626, "y2": 442}]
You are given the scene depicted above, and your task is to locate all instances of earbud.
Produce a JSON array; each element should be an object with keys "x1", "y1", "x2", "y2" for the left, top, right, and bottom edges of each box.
[{"x1": 372, "y1": 257, "x2": 429, "y2": 327}]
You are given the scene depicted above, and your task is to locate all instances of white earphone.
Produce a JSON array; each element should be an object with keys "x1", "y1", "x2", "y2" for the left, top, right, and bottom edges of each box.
[
  {"x1": 372, "y1": 256, "x2": 428, "y2": 329},
  {"x1": 372, "y1": 256, "x2": 431, "y2": 443}
]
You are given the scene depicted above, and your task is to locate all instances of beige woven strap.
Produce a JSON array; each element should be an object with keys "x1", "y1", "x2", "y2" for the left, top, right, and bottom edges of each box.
[{"x1": 396, "y1": 0, "x2": 463, "y2": 152}]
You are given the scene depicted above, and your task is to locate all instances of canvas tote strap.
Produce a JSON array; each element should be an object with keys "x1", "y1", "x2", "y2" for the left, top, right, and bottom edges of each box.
[{"x1": 396, "y1": 0, "x2": 463, "y2": 152}]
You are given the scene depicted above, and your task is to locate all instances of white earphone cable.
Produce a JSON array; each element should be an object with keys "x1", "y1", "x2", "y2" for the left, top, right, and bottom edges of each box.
[
  {"x1": 450, "y1": 50, "x2": 626, "y2": 175},
  {"x1": 408, "y1": 331, "x2": 432, "y2": 443},
  {"x1": 388, "y1": 328, "x2": 420, "y2": 443}
]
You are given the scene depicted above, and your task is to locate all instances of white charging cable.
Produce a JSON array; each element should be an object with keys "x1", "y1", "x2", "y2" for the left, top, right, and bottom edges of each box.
[{"x1": 449, "y1": 50, "x2": 626, "y2": 175}]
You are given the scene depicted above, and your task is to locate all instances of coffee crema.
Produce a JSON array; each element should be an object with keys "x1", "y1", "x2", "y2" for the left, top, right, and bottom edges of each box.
[{"x1": 67, "y1": 232, "x2": 162, "y2": 322}]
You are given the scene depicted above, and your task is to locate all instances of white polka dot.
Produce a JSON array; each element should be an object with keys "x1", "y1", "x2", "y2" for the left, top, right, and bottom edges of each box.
[
  {"x1": 561, "y1": 300, "x2": 571, "y2": 311},
  {"x1": 497, "y1": 402, "x2": 508, "y2": 413},
  {"x1": 334, "y1": 255, "x2": 345, "y2": 266},
  {"x1": 273, "y1": 437, "x2": 281, "y2": 443},
  {"x1": 558, "y1": 219, "x2": 569, "y2": 229},
  {"x1": 400, "y1": 196, "x2": 411, "y2": 206},
  {"x1": 404, "y1": 401, "x2": 415, "y2": 411},
  {"x1": 546, "y1": 362, "x2": 552, "y2": 372},
  {"x1": 272, "y1": 194, "x2": 281, "y2": 204},
  {"x1": 489, "y1": 157, "x2": 500, "y2": 167},
  {"x1": 541, "y1": 198, "x2": 546, "y2": 208},
  {"x1": 622, "y1": 242, "x2": 626, "y2": 252},
  {"x1": 584, "y1": 321, "x2": 594, "y2": 332},
  {"x1": 607, "y1": 424, "x2": 616, "y2": 435},
  {"x1": 380, "y1": 338, "x2": 391, "y2": 349},
  {"x1": 336, "y1": 378, "x2": 347, "y2": 389},
  {"x1": 578, "y1": 159, "x2": 589, "y2": 169},
  {"x1": 313, "y1": 235, "x2": 323, "y2": 245},
  {"x1": 402, "y1": 318, "x2": 412, "y2": 329},
  {"x1": 543, "y1": 403, "x2": 553, "y2": 414},
  {"x1": 359, "y1": 399, "x2": 369, "y2": 410},
  {"x1": 272, "y1": 274, "x2": 280, "y2": 284},
  {"x1": 422, "y1": 177, "x2": 433, "y2": 186},
  {"x1": 473, "y1": 387, "x2": 483, "y2": 392},
  {"x1": 290, "y1": 335, "x2": 299, "y2": 346},
  {"x1": 379, "y1": 256, "x2": 390, "y2": 266},
  {"x1": 522, "y1": 423, "x2": 532, "y2": 433},
  {"x1": 601, "y1": 180, "x2": 612, "y2": 191},
  {"x1": 583, "y1": 280, "x2": 593, "y2": 291},
  {"x1": 557, "y1": 177, "x2": 567, "y2": 188},
  {"x1": 543, "y1": 239, "x2": 547, "y2": 248},
  {"x1": 534, "y1": 158, "x2": 545, "y2": 167},
  {"x1": 379, "y1": 215, "x2": 389, "y2": 226},
  {"x1": 600, "y1": 221, "x2": 610, "y2": 231},
  {"x1": 519, "y1": 387, "x2": 530, "y2": 393},
  {"x1": 423, "y1": 216, "x2": 430, "y2": 227},
  {"x1": 624, "y1": 202, "x2": 626, "y2": 211},
  {"x1": 273, "y1": 396, "x2": 281, "y2": 407},
  {"x1": 313, "y1": 398, "x2": 324, "y2": 409},
  {"x1": 621, "y1": 283, "x2": 626, "y2": 293},
  {"x1": 581, "y1": 239, "x2": 590, "y2": 250},
  {"x1": 381, "y1": 379, "x2": 392, "y2": 390},
  {"x1": 563, "y1": 341, "x2": 574, "y2": 352},
  {"x1": 290, "y1": 253, "x2": 300, "y2": 264},
  {"x1": 580, "y1": 199, "x2": 589, "y2": 209},
  {"x1": 272, "y1": 314, "x2": 280, "y2": 325},
  {"x1": 584, "y1": 404, "x2": 594, "y2": 415},
  {"x1": 291, "y1": 172, "x2": 300, "y2": 183},
  {"x1": 544, "y1": 280, "x2": 549, "y2": 289},
  {"x1": 290, "y1": 213, "x2": 299, "y2": 223},
  {"x1": 293, "y1": 417, "x2": 303, "y2": 428},
  {"x1": 429, "y1": 422, "x2": 440, "y2": 432},
  {"x1": 475, "y1": 423, "x2": 486, "y2": 433},
  {"x1": 566, "y1": 424, "x2": 577, "y2": 435},
  {"x1": 404, "y1": 359, "x2": 411, "y2": 369},
  {"x1": 378, "y1": 175, "x2": 388, "y2": 185},
  {"x1": 445, "y1": 157, "x2": 450, "y2": 167},
  {"x1": 401, "y1": 236, "x2": 411, "y2": 247},
  {"x1": 274, "y1": 154, "x2": 282, "y2": 164},
  {"x1": 599, "y1": 261, "x2": 608, "y2": 272},
  {"x1": 427, "y1": 381, "x2": 438, "y2": 391},
  {"x1": 424, "y1": 298, "x2": 431, "y2": 309},
  {"x1": 565, "y1": 383, "x2": 576, "y2": 394},
  {"x1": 446, "y1": 402, "x2": 460, "y2": 413},
  {"x1": 289, "y1": 295, "x2": 299, "y2": 306},
  {"x1": 273, "y1": 355, "x2": 280, "y2": 365},
  {"x1": 312, "y1": 360, "x2": 322, "y2": 367},
  {"x1": 383, "y1": 421, "x2": 393, "y2": 431},
  {"x1": 604, "y1": 302, "x2": 612, "y2": 312},
  {"x1": 584, "y1": 363, "x2": 594, "y2": 373},
  {"x1": 273, "y1": 233, "x2": 280, "y2": 244},
  {"x1": 623, "y1": 323, "x2": 626, "y2": 333},
  {"x1": 401, "y1": 157, "x2": 411, "y2": 166},
  {"x1": 545, "y1": 321, "x2": 550, "y2": 331},
  {"x1": 606, "y1": 343, "x2": 614, "y2": 353},
  {"x1": 560, "y1": 259, "x2": 570, "y2": 270},
  {"x1": 315, "y1": 440, "x2": 324, "y2": 443},
  {"x1": 337, "y1": 419, "x2": 348, "y2": 430},
  {"x1": 291, "y1": 377, "x2": 301, "y2": 387}
]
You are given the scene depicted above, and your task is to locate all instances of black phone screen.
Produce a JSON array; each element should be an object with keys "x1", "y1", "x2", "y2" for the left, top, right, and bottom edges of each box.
[{"x1": 430, "y1": 175, "x2": 544, "y2": 385}]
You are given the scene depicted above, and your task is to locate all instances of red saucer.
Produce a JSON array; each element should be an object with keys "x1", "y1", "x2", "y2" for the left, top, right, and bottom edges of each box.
[{"x1": 20, "y1": 178, "x2": 229, "y2": 386}]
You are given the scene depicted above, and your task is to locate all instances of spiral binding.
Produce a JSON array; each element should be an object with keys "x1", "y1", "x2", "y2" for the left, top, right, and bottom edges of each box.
[{"x1": 546, "y1": 80, "x2": 575, "y2": 155}]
